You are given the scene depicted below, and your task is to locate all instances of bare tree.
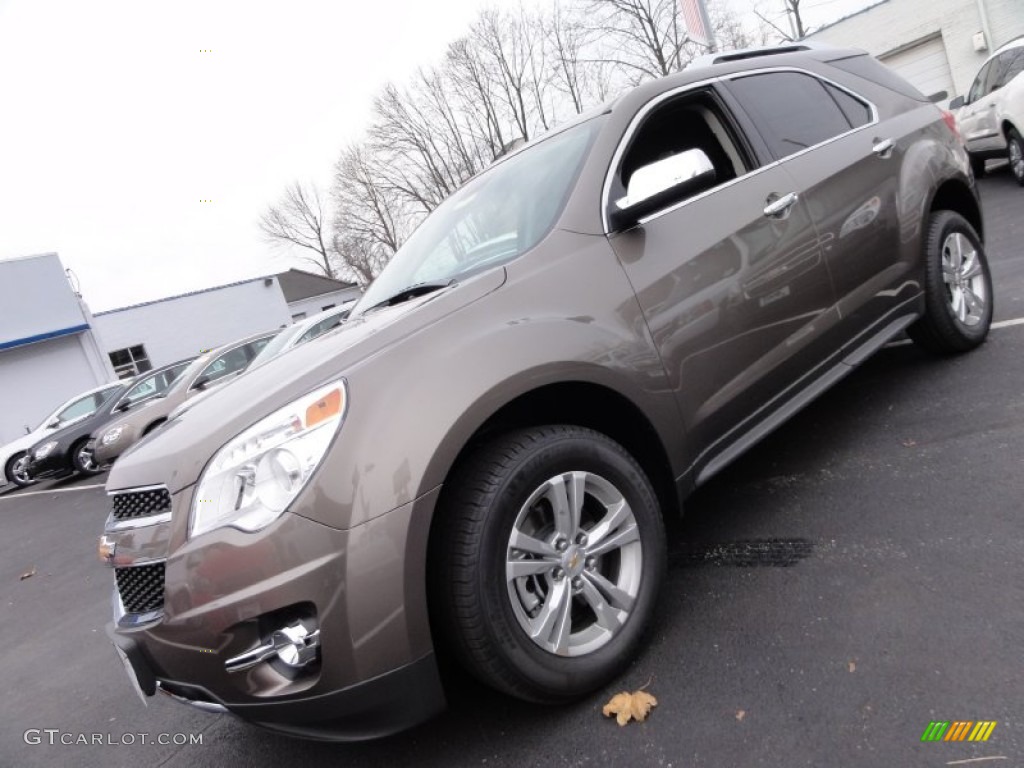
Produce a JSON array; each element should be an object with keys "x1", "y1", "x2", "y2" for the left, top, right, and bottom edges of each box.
[
  {"x1": 331, "y1": 144, "x2": 412, "y2": 285},
  {"x1": 585, "y1": 0, "x2": 691, "y2": 82},
  {"x1": 258, "y1": 181, "x2": 336, "y2": 278},
  {"x1": 268, "y1": 0, "x2": 766, "y2": 286},
  {"x1": 754, "y1": 0, "x2": 811, "y2": 42}
]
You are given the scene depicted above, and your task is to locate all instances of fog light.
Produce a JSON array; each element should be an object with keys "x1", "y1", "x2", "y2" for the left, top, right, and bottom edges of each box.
[{"x1": 224, "y1": 621, "x2": 320, "y2": 673}]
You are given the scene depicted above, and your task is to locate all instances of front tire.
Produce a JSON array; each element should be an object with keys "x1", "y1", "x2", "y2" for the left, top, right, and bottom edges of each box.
[
  {"x1": 908, "y1": 211, "x2": 993, "y2": 354},
  {"x1": 432, "y1": 425, "x2": 666, "y2": 703},
  {"x1": 4, "y1": 452, "x2": 34, "y2": 488},
  {"x1": 1007, "y1": 128, "x2": 1024, "y2": 186},
  {"x1": 72, "y1": 440, "x2": 100, "y2": 475}
]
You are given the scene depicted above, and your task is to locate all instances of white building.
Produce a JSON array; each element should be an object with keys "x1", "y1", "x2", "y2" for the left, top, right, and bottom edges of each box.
[
  {"x1": 92, "y1": 269, "x2": 360, "y2": 377},
  {"x1": 0, "y1": 253, "x2": 117, "y2": 444},
  {"x1": 808, "y1": 0, "x2": 1024, "y2": 102}
]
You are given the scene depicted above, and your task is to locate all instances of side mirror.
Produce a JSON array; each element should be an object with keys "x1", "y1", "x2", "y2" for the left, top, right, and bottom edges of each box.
[
  {"x1": 927, "y1": 90, "x2": 948, "y2": 104},
  {"x1": 949, "y1": 95, "x2": 965, "y2": 110},
  {"x1": 193, "y1": 376, "x2": 209, "y2": 391},
  {"x1": 610, "y1": 149, "x2": 717, "y2": 231},
  {"x1": 115, "y1": 400, "x2": 132, "y2": 412},
  {"x1": 46, "y1": 420, "x2": 60, "y2": 430}
]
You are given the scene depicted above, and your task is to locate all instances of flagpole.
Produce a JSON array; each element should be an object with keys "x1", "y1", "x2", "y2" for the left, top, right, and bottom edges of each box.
[{"x1": 696, "y1": 0, "x2": 715, "y2": 53}]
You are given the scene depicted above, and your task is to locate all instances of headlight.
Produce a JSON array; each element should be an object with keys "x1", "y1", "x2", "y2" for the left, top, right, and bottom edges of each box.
[
  {"x1": 34, "y1": 441, "x2": 58, "y2": 459},
  {"x1": 189, "y1": 380, "x2": 347, "y2": 539},
  {"x1": 101, "y1": 426, "x2": 124, "y2": 445}
]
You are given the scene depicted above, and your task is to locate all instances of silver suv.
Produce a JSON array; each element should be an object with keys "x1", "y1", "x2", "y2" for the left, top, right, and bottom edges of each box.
[
  {"x1": 99, "y1": 44, "x2": 991, "y2": 740},
  {"x1": 952, "y1": 36, "x2": 1024, "y2": 183}
]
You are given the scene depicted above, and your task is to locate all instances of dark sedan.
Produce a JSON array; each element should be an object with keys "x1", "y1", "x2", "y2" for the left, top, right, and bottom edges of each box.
[{"x1": 26, "y1": 360, "x2": 192, "y2": 480}]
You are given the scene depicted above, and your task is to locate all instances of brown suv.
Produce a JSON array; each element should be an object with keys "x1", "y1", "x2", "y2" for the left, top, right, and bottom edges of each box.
[{"x1": 99, "y1": 44, "x2": 992, "y2": 740}]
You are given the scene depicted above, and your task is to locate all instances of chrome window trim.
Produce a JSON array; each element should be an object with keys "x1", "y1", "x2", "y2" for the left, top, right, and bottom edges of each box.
[{"x1": 601, "y1": 66, "x2": 879, "y2": 233}]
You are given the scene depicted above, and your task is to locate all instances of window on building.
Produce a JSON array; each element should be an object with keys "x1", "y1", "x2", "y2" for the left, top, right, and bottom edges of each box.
[
  {"x1": 321, "y1": 304, "x2": 335, "y2": 311},
  {"x1": 108, "y1": 344, "x2": 152, "y2": 379}
]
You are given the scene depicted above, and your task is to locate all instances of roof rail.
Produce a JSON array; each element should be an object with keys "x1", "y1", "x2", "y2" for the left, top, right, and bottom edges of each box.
[{"x1": 686, "y1": 42, "x2": 838, "y2": 70}]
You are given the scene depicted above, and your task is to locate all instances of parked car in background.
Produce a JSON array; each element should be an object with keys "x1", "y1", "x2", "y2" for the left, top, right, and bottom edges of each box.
[
  {"x1": 165, "y1": 304, "x2": 355, "y2": 424},
  {"x1": 99, "y1": 44, "x2": 991, "y2": 740},
  {"x1": 25, "y1": 359, "x2": 193, "y2": 481},
  {"x1": 951, "y1": 36, "x2": 1024, "y2": 183},
  {"x1": 1, "y1": 381, "x2": 123, "y2": 488},
  {"x1": 246, "y1": 302, "x2": 354, "y2": 372},
  {"x1": 91, "y1": 331, "x2": 276, "y2": 466}
]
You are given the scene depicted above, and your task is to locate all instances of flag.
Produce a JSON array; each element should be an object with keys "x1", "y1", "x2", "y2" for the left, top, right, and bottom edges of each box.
[{"x1": 679, "y1": 0, "x2": 714, "y2": 50}]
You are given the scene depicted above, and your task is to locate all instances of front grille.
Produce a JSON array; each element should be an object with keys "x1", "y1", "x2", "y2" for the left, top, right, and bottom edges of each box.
[
  {"x1": 111, "y1": 487, "x2": 171, "y2": 521},
  {"x1": 115, "y1": 563, "x2": 165, "y2": 614}
]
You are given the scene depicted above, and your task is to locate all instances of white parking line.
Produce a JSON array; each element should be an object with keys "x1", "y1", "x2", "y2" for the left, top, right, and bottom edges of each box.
[
  {"x1": 0, "y1": 483, "x2": 105, "y2": 500},
  {"x1": 991, "y1": 317, "x2": 1024, "y2": 329}
]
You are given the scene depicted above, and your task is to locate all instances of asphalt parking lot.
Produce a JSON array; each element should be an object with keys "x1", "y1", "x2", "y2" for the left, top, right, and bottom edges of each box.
[{"x1": 2, "y1": 170, "x2": 1022, "y2": 768}]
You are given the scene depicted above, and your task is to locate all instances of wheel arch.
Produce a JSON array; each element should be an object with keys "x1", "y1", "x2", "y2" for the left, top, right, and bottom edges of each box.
[
  {"x1": 423, "y1": 380, "x2": 680, "y2": 570},
  {"x1": 929, "y1": 178, "x2": 983, "y2": 241},
  {"x1": 142, "y1": 418, "x2": 166, "y2": 436}
]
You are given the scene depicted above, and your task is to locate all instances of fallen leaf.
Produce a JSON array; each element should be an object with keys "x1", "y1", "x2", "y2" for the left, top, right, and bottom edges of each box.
[
  {"x1": 736, "y1": 709, "x2": 746, "y2": 721},
  {"x1": 19, "y1": 568, "x2": 36, "y2": 581},
  {"x1": 848, "y1": 661, "x2": 856, "y2": 673},
  {"x1": 603, "y1": 690, "x2": 658, "y2": 726}
]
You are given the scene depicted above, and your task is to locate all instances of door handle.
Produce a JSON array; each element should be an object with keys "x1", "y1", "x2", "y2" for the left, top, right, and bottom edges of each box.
[
  {"x1": 763, "y1": 192, "x2": 799, "y2": 218},
  {"x1": 872, "y1": 138, "x2": 895, "y2": 158}
]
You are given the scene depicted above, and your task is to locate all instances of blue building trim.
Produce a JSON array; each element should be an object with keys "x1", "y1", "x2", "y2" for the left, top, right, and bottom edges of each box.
[{"x1": 0, "y1": 324, "x2": 90, "y2": 352}]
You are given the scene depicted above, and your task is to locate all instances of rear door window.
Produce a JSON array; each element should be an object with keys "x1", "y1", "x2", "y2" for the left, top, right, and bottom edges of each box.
[{"x1": 726, "y1": 72, "x2": 865, "y2": 160}]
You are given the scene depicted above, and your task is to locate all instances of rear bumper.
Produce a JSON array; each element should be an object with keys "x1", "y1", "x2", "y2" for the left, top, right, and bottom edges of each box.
[{"x1": 109, "y1": 627, "x2": 445, "y2": 741}]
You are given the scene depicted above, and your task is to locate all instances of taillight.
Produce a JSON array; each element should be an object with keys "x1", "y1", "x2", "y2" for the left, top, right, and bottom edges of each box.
[{"x1": 941, "y1": 110, "x2": 961, "y2": 141}]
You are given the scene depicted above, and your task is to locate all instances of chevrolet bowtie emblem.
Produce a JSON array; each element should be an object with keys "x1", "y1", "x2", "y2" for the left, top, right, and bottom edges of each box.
[{"x1": 98, "y1": 535, "x2": 117, "y2": 565}]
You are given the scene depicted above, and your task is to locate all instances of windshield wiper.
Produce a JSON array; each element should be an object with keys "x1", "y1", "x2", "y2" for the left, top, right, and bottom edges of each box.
[{"x1": 363, "y1": 279, "x2": 456, "y2": 313}]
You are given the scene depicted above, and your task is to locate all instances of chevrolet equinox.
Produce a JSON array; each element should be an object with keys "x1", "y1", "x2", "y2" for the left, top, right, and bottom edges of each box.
[{"x1": 99, "y1": 44, "x2": 993, "y2": 740}]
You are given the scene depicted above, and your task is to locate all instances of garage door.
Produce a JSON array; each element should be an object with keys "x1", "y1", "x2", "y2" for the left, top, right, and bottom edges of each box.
[{"x1": 880, "y1": 35, "x2": 955, "y2": 101}]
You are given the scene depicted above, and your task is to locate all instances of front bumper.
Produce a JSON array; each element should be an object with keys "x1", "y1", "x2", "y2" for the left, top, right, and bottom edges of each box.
[
  {"x1": 110, "y1": 626, "x2": 444, "y2": 740},
  {"x1": 26, "y1": 448, "x2": 72, "y2": 480},
  {"x1": 102, "y1": 483, "x2": 445, "y2": 739}
]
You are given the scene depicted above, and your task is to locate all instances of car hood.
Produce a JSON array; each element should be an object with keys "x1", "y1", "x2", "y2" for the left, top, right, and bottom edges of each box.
[{"x1": 106, "y1": 268, "x2": 506, "y2": 493}]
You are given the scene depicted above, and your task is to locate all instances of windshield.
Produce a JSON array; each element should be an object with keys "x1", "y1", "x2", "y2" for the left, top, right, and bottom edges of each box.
[
  {"x1": 247, "y1": 327, "x2": 301, "y2": 370},
  {"x1": 116, "y1": 361, "x2": 191, "y2": 408},
  {"x1": 38, "y1": 384, "x2": 122, "y2": 430},
  {"x1": 355, "y1": 117, "x2": 602, "y2": 312}
]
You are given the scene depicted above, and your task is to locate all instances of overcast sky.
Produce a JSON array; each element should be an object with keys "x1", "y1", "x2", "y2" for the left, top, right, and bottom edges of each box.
[{"x1": 0, "y1": 0, "x2": 871, "y2": 312}]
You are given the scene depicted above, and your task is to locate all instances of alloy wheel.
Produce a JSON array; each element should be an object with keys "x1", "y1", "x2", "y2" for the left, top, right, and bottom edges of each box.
[
  {"x1": 77, "y1": 444, "x2": 96, "y2": 472},
  {"x1": 505, "y1": 470, "x2": 643, "y2": 657},
  {"x1": 941, "y1": 231, "x2": 987, "y2": 327},
  {"x1": 1010, "y1": 137, "x2": 1024, "y2": 183},
  {"x1": 12, "y1": 455, "x2": 32, "y2": 485}
]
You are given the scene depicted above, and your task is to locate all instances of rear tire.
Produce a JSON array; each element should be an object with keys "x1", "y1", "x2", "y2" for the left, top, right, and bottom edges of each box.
[
  {"x1": 431, "y1": 425, "x2": 666, "y2": 703},
  {"x1": 1007, "y1": 128, "x2": 1024, "y2": 186},
  {"x1": 4, "y1": 452, "x2": 34, "y2": 488},
  {"x1": 908, "y1": 211, "x2": 993, "y2": 354},
  {"x1": 970, "y1": 154, "x2": 986, "y2": 179}
]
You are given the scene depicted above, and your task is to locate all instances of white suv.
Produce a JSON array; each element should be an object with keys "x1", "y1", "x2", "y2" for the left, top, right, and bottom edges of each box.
[{"x1": 952, "y1": 37, "x2": 1024, "y2": 184}]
